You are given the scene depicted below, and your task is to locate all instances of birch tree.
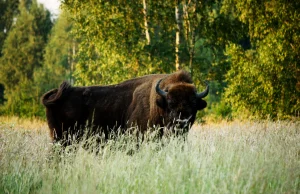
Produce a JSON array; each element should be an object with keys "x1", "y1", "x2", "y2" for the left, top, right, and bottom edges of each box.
[
  {"x1": 175, "y1": 0, "x2": 183, "y2": 70},
  {"x1": 143, "y1": 0, "x2": 150, "y2": 45},
  {"x1": 182, "y1": 0, "x2": 198, "y2": 76}
]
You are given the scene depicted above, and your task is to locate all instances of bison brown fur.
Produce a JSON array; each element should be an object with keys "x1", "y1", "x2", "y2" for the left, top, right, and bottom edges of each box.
[{"x1": 41, "y1": 70, "x2": 208, "y2": 145}]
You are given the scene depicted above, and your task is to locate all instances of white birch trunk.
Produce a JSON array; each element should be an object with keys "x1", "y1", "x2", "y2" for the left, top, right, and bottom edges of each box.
[
  {"x1": 143, "y1": 0, "x2": 150, "y2": 45},
  {"x1": 175, "y1": 0, "x2": 182, "y2": 70}
]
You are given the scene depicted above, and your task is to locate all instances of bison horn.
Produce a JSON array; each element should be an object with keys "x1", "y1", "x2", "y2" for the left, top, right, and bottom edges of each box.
[
  {"x1": 196, "y1": 81, "x2": 209, "y2": 98},
  {"x1": 156, "y1": 79, "x2": 167, "y2": 97}
]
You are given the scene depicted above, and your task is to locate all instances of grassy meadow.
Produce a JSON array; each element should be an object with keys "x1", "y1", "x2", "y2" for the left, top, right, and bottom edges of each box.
[{"x1": 0, "y1": 117, "x2": 299, "y2": 194}]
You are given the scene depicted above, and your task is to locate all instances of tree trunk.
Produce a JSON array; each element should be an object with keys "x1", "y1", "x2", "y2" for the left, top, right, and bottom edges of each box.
[
  {"x1": 183, "y1": 0, "x2": 197, "y2": 76},
  {"x1": 175, "y1": 0, "x2": 182, "y2": 70},
  {"x1": 68, "y1": 40, "x2": 76, "y2": 84},
  {"x1": 143, "y1": 0, "x2": 151, "y2": 45},
  {"x1": 189, "y1": 30, "x2": 195, "y2": 77}
]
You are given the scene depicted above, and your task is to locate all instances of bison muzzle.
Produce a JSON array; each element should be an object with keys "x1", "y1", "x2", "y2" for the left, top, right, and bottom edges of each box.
[{"x1": 41, "y1": 70, "x2": 208, "y2": 145}]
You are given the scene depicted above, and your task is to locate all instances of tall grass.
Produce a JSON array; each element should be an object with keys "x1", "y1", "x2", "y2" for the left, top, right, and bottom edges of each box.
[{"x1": 0, "y1": 119, "x2": 299, "y2": 193}]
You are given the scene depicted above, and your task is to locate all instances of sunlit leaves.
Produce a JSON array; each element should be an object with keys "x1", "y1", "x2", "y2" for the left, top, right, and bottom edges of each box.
[{"x1": 223, "y1": 0, "x2": 300, "y2": 119}]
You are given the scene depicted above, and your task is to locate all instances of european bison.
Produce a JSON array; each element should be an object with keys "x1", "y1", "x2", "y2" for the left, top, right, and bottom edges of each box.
[{"x1": 41, "y1": 70, "x2": 208, "y2": 145}]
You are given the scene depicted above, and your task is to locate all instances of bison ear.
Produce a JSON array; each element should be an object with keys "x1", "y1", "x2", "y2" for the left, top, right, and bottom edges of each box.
[
  {"x1": 196, "y1": 99, "x2": 207, "y2": 110},
  {"x1": 156, "y1": 97, "x2": 167, "y2": 109}
]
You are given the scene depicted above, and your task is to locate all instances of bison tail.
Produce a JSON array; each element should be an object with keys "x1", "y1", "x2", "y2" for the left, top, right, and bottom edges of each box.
[{"x1": 41, "y1": 81, "x2": 71, "y2": 107}]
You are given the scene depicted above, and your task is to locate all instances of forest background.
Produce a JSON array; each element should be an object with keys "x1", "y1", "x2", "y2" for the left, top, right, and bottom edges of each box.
[{"x1": 0, "y1": 0, "x2": 299, "y2": 121}]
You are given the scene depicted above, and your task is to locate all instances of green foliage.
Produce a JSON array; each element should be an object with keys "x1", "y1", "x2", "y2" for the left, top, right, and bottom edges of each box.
[
  {"x1": 0, "y1": 0, "x2": 19, "y2": 55},
  {"x1": 222, "y1": 0, "x2": 300, "y2": 119},
  {"x1": 0, "y1": 0, "x2": 19, "y2": 105},
  {"x1": 0, "y1": 0, "x2": 52, "y2": 117},
  {"x1": 62, "y1": 0, "x2": 248, "y2": 122},
  {"x1": 211, "y1": 100, "x2": 232, "y2": 120},
  {"x1": 0, "y1": 0, "x2": 298, "y2": 119},
  {"x1": 35, "y1": 10, "x2": 76, "y2": 92},
  {"x1": 0, "y1": 84, "x2": 4, "y2": 105},
  {"x1": 62, "y1": 0, "x2": 178, "y2": 85},
  {"x1": 62, "y1": 0, "x2": 245, "y2": 87},
  {"x1": 1, "y1": 79, "x2": 43, "y2": 117},
  {"x1": 191, "y1": 1, "x2": 248, "y2": 82}
]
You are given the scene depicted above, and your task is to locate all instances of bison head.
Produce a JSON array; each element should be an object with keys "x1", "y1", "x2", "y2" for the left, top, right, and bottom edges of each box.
[{"x1": 155, "y1": 79, "x2": 208, "y2": 134}]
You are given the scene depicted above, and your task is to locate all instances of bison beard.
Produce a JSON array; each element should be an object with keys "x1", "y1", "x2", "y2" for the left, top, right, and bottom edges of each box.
[{"x1": 41, "y1": 70, "x2": 208, "y2": 145}]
